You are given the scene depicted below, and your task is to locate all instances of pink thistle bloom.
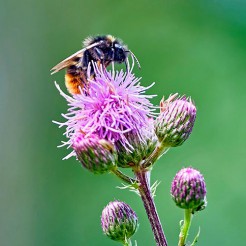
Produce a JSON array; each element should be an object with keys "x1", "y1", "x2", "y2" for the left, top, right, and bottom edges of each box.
[{"x1": 54, "y1": 62, "x2": 156, "y2": 158}]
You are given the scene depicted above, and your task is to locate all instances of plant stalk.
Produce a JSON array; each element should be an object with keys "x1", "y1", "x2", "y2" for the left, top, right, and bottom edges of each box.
[
  {"x1": 111, "y1": 167, "x2": 137, "y2": 185},
  {"x1": 143, "y1": 142, "x2": 169, "y2": 169},
  {"x1": 178, "y1": 209, "x2": 192, "y2": 246},
  {"x1": 123, "y1": 238, "x2": 132, "y2": 246},
  {"x1": 135, "y1": 170, "x2": 168, "y2": 246}
]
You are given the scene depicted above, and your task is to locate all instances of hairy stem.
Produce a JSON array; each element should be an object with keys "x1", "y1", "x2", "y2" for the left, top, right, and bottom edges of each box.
[
  {"x1": 135, "y1": 170, "x2": 168, "y2": 246},
  {"x1": 123, "y1": 238, "x2": 132, "y2": 246},
  {"x1": 111, "y1": 167, "x2": 137, "y2": 185},
  {"x1": 178, "y1": 209, "x2": 192, "y2": 246},
  {"x1": 143, "y1": 142, "x2": 169, "y2": 169}
]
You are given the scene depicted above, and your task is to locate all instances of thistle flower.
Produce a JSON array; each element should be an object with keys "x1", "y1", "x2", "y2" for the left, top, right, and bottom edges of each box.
[
  {"x1": 101, "y1": 200, "x2": 138, "y2": 242},
  {"x1": 54, "y1": 62, "x2": 156, "y2": 158},
  {"x1": 71, "y1": 132, "x2": 117, "y2": 174},
  {"x1": 155, "y1": 94, "x2": 196, "y2": 147},
  {"x1": 171, "y1": 167, "x2": 207, "y2": 212}
]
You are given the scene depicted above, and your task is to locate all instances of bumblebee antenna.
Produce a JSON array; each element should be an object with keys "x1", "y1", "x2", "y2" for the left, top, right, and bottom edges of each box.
[{"x1": 128, "y1": 50, "x2": 141, "y2": 69}]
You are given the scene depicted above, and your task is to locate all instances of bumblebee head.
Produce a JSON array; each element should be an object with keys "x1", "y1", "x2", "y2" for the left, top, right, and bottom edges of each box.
[
  {"x1": 112, "y1": 43, "x2": 128, "y2": 63},
  {"x1": 112, "y1": 40, "x2": 141, "y2": 69}
]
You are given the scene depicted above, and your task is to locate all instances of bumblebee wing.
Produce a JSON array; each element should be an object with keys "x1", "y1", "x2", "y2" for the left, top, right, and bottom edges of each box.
[
  {"x1": 50, "y1": 49, "x2": 85, "y2": 74},
  {"x1": 50, "y1": 42, "x2": 101, "y2": 75}
]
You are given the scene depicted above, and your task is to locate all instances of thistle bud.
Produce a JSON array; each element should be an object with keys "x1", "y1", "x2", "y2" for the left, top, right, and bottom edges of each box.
[
  {"x1": 116, "y1": 123, "x2": 158, "y2": 168},
  {"x1": 101, "y1": 200, "x2": 139, "y2": 242},
  {"x1": 171, "y1": 167, "x2": 207, "y2": 212},
  {"x1": 72, "y1": 132, "x2": 117, "y2": 174},
  {"x1": 155, "y1": 94, "x2": 196, "y2": 147}
]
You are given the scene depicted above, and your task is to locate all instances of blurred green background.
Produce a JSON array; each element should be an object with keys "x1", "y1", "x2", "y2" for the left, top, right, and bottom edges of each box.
[{"x1": 1, "y1": 0, "x2": 245, "y2": 245}]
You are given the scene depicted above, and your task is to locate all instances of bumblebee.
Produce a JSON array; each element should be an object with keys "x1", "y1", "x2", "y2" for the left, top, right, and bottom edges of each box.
[{"x1": 51, "y1": 35, "x2": 140, "y2": 95}]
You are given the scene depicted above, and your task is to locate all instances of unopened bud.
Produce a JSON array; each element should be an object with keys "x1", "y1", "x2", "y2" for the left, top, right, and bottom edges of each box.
[
  {"x1": 171, "y1": 167, "x2": 207, "y2": 212},
  {"x1": 101, "y1": 200, "x2": 139, "y2": 242},
  {"x1": 155, "y1": 95, "x2": 196, "y2": 147},
  {"x1": 116, "y1": 123, "x2": 157, "y2": 168},
  {"x1": 72, "y1": 132, "x2": 117, "y2": 174}
]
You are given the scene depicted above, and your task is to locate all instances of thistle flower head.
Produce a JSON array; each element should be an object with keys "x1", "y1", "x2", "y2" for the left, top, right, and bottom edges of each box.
[
  {"x1": 171, "y1": 167, "x2": 207, "y2": 212},
  {"x1": 155, "y1": 94, "x2": 196, "y2": 147},
  {"x1": 54, "y1": 62, "x2": 156, "y2": 157},
  {"x1": 101, "y1": 200, "x2": 138, "y2": 242},
  {"x1": 71, "y1": 132, "x2": 117, "y2": 174}
]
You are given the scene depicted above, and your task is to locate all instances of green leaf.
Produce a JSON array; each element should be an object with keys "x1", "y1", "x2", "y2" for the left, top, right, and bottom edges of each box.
[{"x1": 190, "y1": 227, "x2": 200, "y2": 246}]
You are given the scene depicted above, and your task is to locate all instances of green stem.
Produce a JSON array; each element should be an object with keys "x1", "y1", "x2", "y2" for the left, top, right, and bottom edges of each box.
[
  {"x1": 123, "y1": 238, "x2": 132, "y2": 246},
  {"x1": 111, "y1": 167, "x2": 137, "y2": 185},
  {"x1": 142, "y1": 142, "x2": 169, "y2": 169},
  {"x1": 178, "y1": 209, "x2": 193, "y2": 246}
]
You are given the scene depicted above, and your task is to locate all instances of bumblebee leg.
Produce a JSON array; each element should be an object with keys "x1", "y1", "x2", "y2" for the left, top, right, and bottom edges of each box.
[
  {"x1": 125, "y1": 58, "x2": 130, "y2": 73},
  {"x1": 94, "y1": 47, "x2": 105, "y2": 60},
  {"x1": 81, "y1": 50, "x2": 91, "y2": 70}
]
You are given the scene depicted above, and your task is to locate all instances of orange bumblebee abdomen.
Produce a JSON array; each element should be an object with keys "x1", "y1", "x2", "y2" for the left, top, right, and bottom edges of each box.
[{"x1": 65, "y1": 72, "x2": 87, "y2": 95}]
